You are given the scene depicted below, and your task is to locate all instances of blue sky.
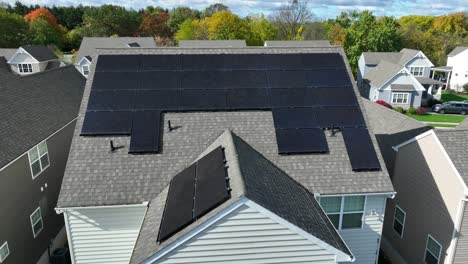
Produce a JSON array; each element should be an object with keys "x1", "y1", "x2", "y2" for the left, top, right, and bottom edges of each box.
[{"x1": 2, "y1": 0, "x2": 466, "y2": 19}]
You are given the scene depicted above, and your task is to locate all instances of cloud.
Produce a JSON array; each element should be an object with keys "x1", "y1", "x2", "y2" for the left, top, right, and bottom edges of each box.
[{"x1": 1, "y1": 0, "x2": 465, "y2": 19}]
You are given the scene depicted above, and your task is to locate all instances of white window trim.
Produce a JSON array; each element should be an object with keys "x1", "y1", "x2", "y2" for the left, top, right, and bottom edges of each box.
[
  {"x1": 18, "y1": 63, "x2": 33, "y2": 73},
  {"x1": 391, "y1": 92, "x2": 410, "y2": 104},
  {"x1": 0, "y1": 241, "x2": 9, "y2": 263},
  {"x1": 393, "y1": 205, "x2": 406, "y2": 238},
  {"x1": 425, "y1": 234, "x2": 442, "y2": 264},
  {"x1": 30, "y1": 207, "x2": 44, "y2": 238},
  {"x1": 319, "y1": 195, "x2": 367, "y2": 230},
  {"x1": 82, "y1": 65, "x2": 89, "y2": 76},
  {"x1": 409, "y1": 66, "x2": 424, "y2": 77},
  {"x1": 27, "y1": 140, "x2": 50, "y2": 179}
]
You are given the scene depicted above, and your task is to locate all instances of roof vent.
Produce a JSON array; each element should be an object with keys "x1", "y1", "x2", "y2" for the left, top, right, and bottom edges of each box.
[
  {"x1": 329, "y1": 126, "x2": 341, "y2": 137},
  {"x1": 168, "y1": 120, "x2": 173, "y2": 132}
]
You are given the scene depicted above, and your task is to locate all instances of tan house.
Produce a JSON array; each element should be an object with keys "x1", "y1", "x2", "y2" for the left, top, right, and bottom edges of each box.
[{"x1": 378, "y1": 123, "x2": 468, "y2": 263}]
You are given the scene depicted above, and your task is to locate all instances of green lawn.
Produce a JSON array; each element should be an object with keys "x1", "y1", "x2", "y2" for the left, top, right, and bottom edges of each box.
[
  {"x1": 426, "y1": 123, "x2": 458, "y2": 128},
  {"x1": 406, "y1": 114, "x2": 466, "y2": 123},
  {"x1": 441, "y1": 91, "x2": 468, "y2": 102}
]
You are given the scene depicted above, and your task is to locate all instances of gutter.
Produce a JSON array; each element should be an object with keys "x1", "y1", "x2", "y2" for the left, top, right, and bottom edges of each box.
[
  {"x1": 447, "y1": 198, "x2": 467, "y2": 262},
  {"x1": 315, "y1": 192, "x2": 396, "y2": 199},
  {"x1": 55, "y1": 201, "x2": 149, "y2": 214}
]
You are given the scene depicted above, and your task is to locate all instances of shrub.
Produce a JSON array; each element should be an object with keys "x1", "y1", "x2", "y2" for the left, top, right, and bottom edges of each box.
[
  {"x1": 463, "y1": 83, "x2": 468, "y2": 93},
  {"x1": 375, "y1": 100, "x2": 393, "y2": 109},
  {"x1": 415, "y1": 106, "x2": 426, "y2": 115},
  {"x1": 427, "y1": 98, "x2": 441, "y2": 107},
  {"x1": 394, "y1": 106, "x2": 406, "y2": 114},
  {"x1": 407, "y1": 107, "x2": 417, "y2": 115}
]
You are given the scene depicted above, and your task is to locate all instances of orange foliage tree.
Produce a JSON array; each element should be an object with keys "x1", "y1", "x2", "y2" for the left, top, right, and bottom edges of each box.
[{"x1": 24, "y1": 8, "x2": 58, "y2": 27}]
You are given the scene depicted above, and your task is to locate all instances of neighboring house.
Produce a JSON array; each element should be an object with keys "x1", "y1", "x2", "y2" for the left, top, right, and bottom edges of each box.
[
  {"x1": 0, "y1": 66, "x2": 85, "y2": 264},
  {"x1": 377, "y1": 125, "x2": 468, "y2": 264},
  {"x1": 179, "y1": 40, "x2": 247, "y2": 48},
  {"x1": 358, "y1": 48, "x2": 443, "y2": 108},
  {"x1": 75, "y1": 37, "x2": 157, "y2": 77},
  {"x1": 264, "y1": 40, "x2": 331, "y2": 47},
  {"x1": 6, "y1": 45, "x2": 61, "y2": 75},
  {"x1": 447, "y1": 46, "x2": 468, "y2": 92},
  {"x1": 56, "y1": 46, "x2": 394, "y2": 264}
]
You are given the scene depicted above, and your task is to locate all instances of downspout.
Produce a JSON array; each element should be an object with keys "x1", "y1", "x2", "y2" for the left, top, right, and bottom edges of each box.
[{"x1": 447, "y1": 198, "x2": 467, "y2": 263}]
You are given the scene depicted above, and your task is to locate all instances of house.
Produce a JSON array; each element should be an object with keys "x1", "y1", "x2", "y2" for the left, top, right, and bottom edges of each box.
[
  {"x1": 378, "y1": 125, "x2": 468, "y2": 263},
  {"x1": 358, "y1": 48, "x2": 443, "y2": 108},
  {"x1": 6, "y1": 45, "x2": 61, "y2": 75},
  {"x1": 56, "y1": 46, "x2": 395, "y2": 264},
  {"x1": 264, "y1": 40, "x2": 331, "y2": 47},
  {"x1": 179, "y1": 40, "x2": 247, "y2": 48},
  {"x1": 75, "y1": 37, "x2": 157, "y2": 77},
  {"x1": 0, "y1": 66, "x2": 85, "y2": 264},
  {"x1": 447, "y1": 46, "x2": 468, "y2": 92}
]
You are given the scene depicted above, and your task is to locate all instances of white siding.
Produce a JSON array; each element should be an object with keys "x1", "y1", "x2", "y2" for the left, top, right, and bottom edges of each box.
[
  {"x1": 339, "y1": 195, "x2": 387, "y2": 264},
  {"x1": 447, "y1": 50, "x2": 468, "y2": 92},
  {"x1": 64, "y1": 206, "x2": 147, "y2": 264},
  {"x1": 156, "y1": 205, "x2": 339, "y2": 264}
]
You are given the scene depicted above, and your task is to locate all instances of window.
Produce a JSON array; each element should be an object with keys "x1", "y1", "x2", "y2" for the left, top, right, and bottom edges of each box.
[
  {"x1": 425, "y1": 235, "x2": 442, "y2": 264},
  {"x1": 409, "y1": 66, "x2": 424, "y2": 76},
  {"x1": 82, "y1": 65, "x2": 89, "y2": 76},
  {"x1": 319, "y1": 195, "x2": 366, "y2": 230},
  {"x1": 393, "y1": 205, "x2": 406, "y2": 237},
  {"x1": 392, "y1": 92, "x2": 410, "y2": 104},
  {"x1": 30, "y1": 207, "x2": 44, "y2": 238},
  {"x1": 0, "y1": 242, "x2": 9, "y2": 263},
  {"x1": 28, "y1": 141, "x2": 50, "y2": 178},
  {"x1": 18, "y1": 63, "x2": 32, "y2": 73}
]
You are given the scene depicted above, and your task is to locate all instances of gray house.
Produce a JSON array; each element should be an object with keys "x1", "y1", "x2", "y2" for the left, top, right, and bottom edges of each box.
[
  {"x1": 6, "y1": 45, "x2": 62, "y2": 75},
  {"x1": 358, "y1": 49, "x2": 443, "y2": 108},
  {"x1": 75, "y1": 37, "x2": 157, "y2": 77},
  {"x1": 0, "y1": 65, "x2": 85, "y2": 264},
  {"x1": 57, "y1": 46, "x2": 394, "y2": 264}
]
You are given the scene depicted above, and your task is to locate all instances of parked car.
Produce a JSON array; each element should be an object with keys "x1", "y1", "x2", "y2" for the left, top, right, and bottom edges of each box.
[{"x1": 433, "y1": 101, "x2": 468, "y2": 114}]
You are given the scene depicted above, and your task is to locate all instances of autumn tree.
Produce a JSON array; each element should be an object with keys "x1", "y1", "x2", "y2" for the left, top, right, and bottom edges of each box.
[
  {"x1": 271, "y1": 0, "x2": 314, "y2": 40},
  {"x1": 203, "y1": 3, "x2": 229, "y2": 17},
  {"x1": 175, "y1": 19, "x2": 208, "y2": 42},
  {"x1": 0, "y1": 9, "x2": 29, "y2": 47},
  {"x1": 168, "y1": 7, "x2": 201, "y2": 33},
  {"x1": 245, "y1": 15, "x2": 277, "y2": 46},
  {"x1": 25, "y1": 7, "x2": 58, "y2": 27},
  {"x1": 24, "y1": 7, "x2": 64, "y2": 48},
  {"x1": 139, "y1": 12, "x2": 171, "y2": 37},
  {"x1": 204, "y1": 11, "x2": 248, "y2": 40}
]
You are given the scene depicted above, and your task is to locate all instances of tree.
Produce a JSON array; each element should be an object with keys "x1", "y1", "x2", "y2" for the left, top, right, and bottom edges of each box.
[
  {"x1": 271, "y1": 0, "x2": 314, "y2": 40},
  {"x1": 203, "y1": 3, "x2": 229, "y2": 17},
  {"x1": 8, "y1": 1, "x2": 36, "y2": 16},
  {"x1": 139, "y1": 12, "x2": 171, "y2": 38},
  {"x1": 245, "y1": 15, "x2": 277, "y2": 46},
  {"x1": 168, "y1": 7, "x2": 201, "y2": 33},
  {"x1": 0, "y1": 9, "x2": 29, "y2": 47},
  {"x1": 81, "y1": 5, "x2": 141, "y2": 37},
  {"x1": 302, "y1": 21, "x2": 327, "y2": 40},
  {"x1": 175, "y1": 19, "x2": 208, "y2": 42},
  {"x1": 50, "y1": 5, "x2": 85, "y2": 30},
  {"x1": 65, "y1": 28, "x2": 83, "y2": 50},
  {"x1": 204, "y1": 11, "x2": 248, "y2": 40},
  {"x1": 28, "y1": 18, "x2": 63, "y2": 47},
  {"x1": 25, "y1": 7, "x2": 58, "y2": 27}
]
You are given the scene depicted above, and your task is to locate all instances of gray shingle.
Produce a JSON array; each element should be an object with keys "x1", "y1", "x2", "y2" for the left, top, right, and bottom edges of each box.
[
  {"x1": 178, "y1": 40, "x2": 246, "y2": 48},
  {"x1": 22, "y1": 45, "x2": 58, "y2": 62},
  {"x1": 131, "y1": 130, "x2": 352, "y2": 263},
  {"x1": 391, "y1": 84, "x2": 415, "y2": 91},
  {"x1": 398, "y1": 48, "x2": 420, "y2": 65},
  {"x1": 436, "y1": 130, "x2": 468, "y2": 185},
  {"x1": 264, "y1": 40, "x2": 331, "y2": 47},
  {"x1": 57, "y1": 47, "x2": 393, "y2": 208},
  {"x1": 448, "y1": 46, "x2": 468, "y2": 57},
  {"x1": 457, "y1": 118, "x2": 468, "y2": 130},
  {"x1": 0, "y1": 66, "x2": 86, "y2": 168},
  {"x1": 0, "y1": 49, "x2": 17, "y2": 61},
  {"x1": 362, "y1": 52, "x2": 401, "y2": 65},
  {"x1": 365, "y1": 60, "x2": 403, "y2": 88}
]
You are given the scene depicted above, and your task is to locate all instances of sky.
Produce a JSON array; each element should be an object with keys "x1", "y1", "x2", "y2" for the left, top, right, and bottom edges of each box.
[{"x1": 2, "y1": 0, "x2": 467, "y2": 19}]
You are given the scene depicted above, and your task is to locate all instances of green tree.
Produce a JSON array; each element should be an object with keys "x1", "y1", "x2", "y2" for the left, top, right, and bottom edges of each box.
[
  {"x1": 65, "y1": 28, "x2": 83, "y2": 50},
  {"x1": 29, "y1": 18, "x2": 63, "y2": 47},
  {"x1": 203, "y1": 3, "x2": 229, "y2": 17},
  {"x1": 174, "y1": 19, "x2": 208, "y2": 42},
  {"x1": 205, "y1": 11, "x2": 248, "y2": 40},
  {"x1": 245, "y1": 15, "x2": 277, "y2": 46},
  {"x1": 168, "y1": 7, "x2": 201, "y2": 33},
  {"x1": 0, "y1": 9, "x2": 29, "y2": 47},
  {"x1": 81, "y1": 5, "x2": 141, "y2": 37}
]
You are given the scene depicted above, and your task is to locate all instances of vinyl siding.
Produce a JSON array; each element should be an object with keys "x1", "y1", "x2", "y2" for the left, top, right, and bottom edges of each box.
[
  {"x1": 453, "y1": 202, "x2": 468, "y2": 263},
  {"x1": 382, "y1": 133, "x2": 464, "y2": 263},
  {"x1": 64, "y1": 206, "x2": 147, "y2": 264},
  {"x1": 380, "y1": 73, "x2": 423, "y2": 108},
  {"x1": 156, "y1": 205, "x2": 340, "y2": 264},
  {"x1": 447, "y1": 51, "x2": 468, "y2": 92},
  {"x1": 406, "y1": 57, "x2": 432, "y2": 78},
  {"x1": 339, "y1": 195, "x2": 387, "y2": 264}
]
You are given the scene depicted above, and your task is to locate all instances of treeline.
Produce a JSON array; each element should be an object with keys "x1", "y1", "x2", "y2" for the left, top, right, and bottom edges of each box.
[{"x1": 0, "y1": 1, "x2": 467, "y2": 73}]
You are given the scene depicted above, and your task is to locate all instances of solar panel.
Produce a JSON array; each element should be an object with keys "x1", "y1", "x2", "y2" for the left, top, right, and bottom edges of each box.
[
  {"x1": 181, "y1": 71, "x2": 220, "y2": 89},
  {"x1": 87, "y1": 90, "x2": 135, "y2": 111},
  {"x1": 140, "y1": 71, "x2": 180, "y2": 90},
  {"x1": 92, "y1": 72, "x2": 139, "y2": 90},
  {"x1": 317, "y1": 106, "x2": 365, "y2": 128},
  {"x1": 81, "y1": 111, "x2": 133, "y2": 135},
  {"x1": 276, "y1": 128, "x2": 328, "y2": 154},
  {"x1": 157, "y1": 164, "x2": 197, "y2": 242},
  {"x1": 140, "y1": 55, "x2": 180, "y2": 71},
  {"x1": 194, "y1": 147, "x2": 229, "y2": 219},
  {"x1": 273, "y1": 108, "x2": 320, "y2": 129},
  {"x1": 271, "y1": 88, "x2": 317, "y2": 107},
  {"x1": 301, "y1": 53, "x2": 345, "y2": 69},
  {"x1": 306, "y1": 69, "x2": 351, "y2": 87},
  {"x1": 180, "y1": 89, "x2": 227, "y2": 110},
  {"x1": 313, "y1": 87, "x2": 358, "y2": 106},
  {"x1": 129, "y1": 111, "x2": 161, "y2": 153},
  {"x1": 95, "y1": 55, "x2": 140, "y2": 72},
  {"x1": 267, "y1": 70, "x2": 307, "y2": 88},
  {"x1": 220, "y1": 70, "x2": 268, "y2": 89},
  {"x1": 134, "y1": 90, "x2": 180, "y2": 110},
  {"x1": 226, "y1": 89, "x2": 270, "y2": 109},
  {"x1": 341, "y1": 127, "x2": 381, "y2": 171}
]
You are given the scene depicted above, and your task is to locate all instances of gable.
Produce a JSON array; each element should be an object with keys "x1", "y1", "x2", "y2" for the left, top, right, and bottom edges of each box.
[
  {"x1": 381, "y1": 71, "x2": 425, "y2": 91},
  {"x1": 8, "y1": 49, "x2": 37, "y2": 64},
  {"x1": 406, "y1": 55, "x2": 433, "y2": 68},
  {"x1": 145, "y1": 203, "x2": 351, "y2": 263}
]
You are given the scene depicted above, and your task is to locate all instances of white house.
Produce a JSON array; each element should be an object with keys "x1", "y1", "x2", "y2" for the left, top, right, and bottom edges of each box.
[
  {"x1": 358, "y1": 48, "x2": 443, "y2": 108},
  {"x1": 7, "y1": 46, "x2": 61, "y2": 75},
  {"x1": 447, "y1": 46, "x2": 468, "y2": 92}
]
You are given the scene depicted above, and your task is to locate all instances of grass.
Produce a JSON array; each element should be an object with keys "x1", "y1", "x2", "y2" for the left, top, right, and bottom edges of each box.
[
  {"x1": 406, "y1": 113, "x2": 466, "y2": 123},
  {"x1": 426, "y1": 123, "x2": 458, "y2": 128},
  {"x1": 441, "y1": 91, "x2": 468, "y2": 102}
]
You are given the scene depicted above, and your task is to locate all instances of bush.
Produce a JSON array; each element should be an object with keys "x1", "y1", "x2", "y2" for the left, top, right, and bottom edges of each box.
[
  {"x1": 415, "y1": 107, "x2": 426, "y2": 115},
  {"x1": 375, "y1": 100, "x2": 393, "y2": 109},
  {"x1": 394, "y1": 106, "x2": 406, "y2": 114},
  {"x1": 464, "y1": 83, "x2": 468, "y2": 93},
  {"x1": 427, "y1": 98, "x2": 441, "y2": 107},
  {"x1": 407, "y1": 107, "x2": 417, "y2": 115}
]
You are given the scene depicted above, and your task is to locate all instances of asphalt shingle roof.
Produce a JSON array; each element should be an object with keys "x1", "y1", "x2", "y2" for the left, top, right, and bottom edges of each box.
[
  {"x1": 0, "y1": 49, "x2": 17, "y2": 61},
  {"x1": 178, "y1": 40, "x2": 247, "y2": 48},
  {"x1": 391, "y1": 84, "x2": 415, "y2": 91},
  {"x1": 57, "y1": 47, "x2": 393, "y2": 208},
  {"x1": 448, "y1": 46, "x2": 468, "y2": 57},
  {"x1": 131, "y1": 130, "x2": 352, "y2": 263},
  {"x1": 364, "y1": 60, "x2": 403, "y2": 88},
  {"x1": 362, "y1": 52, "x2": 401, "y2": 65},
  {"x1": 21, "y1": 45, "x2": 58, "y2": 62},
  {"x1": 0, "y1": 66, "x2": 86, "y2": 168},
  {"x1": 76, "y1": 37, "x2": 156, "y2": 63},
  {"x1": 436, "y1": 129, "x2": 468, "y2": 185},
  {"x1": 265, "y1": 40, "x2": 331, "y2": 47}
]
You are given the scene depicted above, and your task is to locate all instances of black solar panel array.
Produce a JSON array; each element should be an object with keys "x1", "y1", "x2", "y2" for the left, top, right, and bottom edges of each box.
[
  {"x1": 157, "y1": 147, "x2": 229, "y2": 242},
  {"x1": 81, "y1": 53, "x2": 381, "y2": 171}
]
